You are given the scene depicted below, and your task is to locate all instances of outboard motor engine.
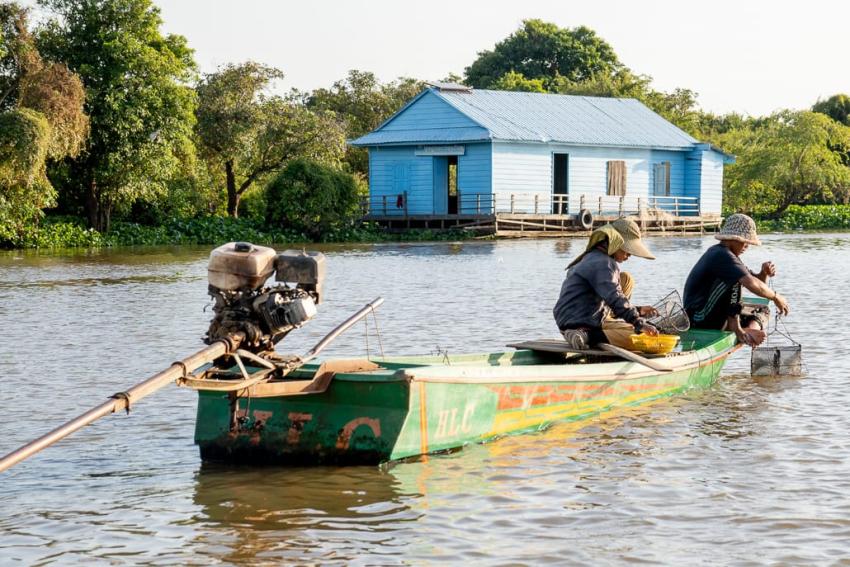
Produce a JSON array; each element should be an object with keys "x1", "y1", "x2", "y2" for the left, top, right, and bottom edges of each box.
[{"x1": 205, "y1": 242, "x2": 325, "y2": 350}]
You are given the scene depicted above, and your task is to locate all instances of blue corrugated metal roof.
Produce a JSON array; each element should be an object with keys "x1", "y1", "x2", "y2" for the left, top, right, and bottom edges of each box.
[{"x1": 351, "y1": 88, "x2": 700, "y2": 150}]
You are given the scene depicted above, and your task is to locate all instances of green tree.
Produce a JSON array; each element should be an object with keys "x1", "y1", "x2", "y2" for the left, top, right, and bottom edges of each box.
[
  {"x1": 0, "y1": 3, "x2": 87, "y2": 242},
  {"x1": 195, "y1": 61, "x2": 347, "y2": 217},
  {"x1": 693, "y1": 111, "x2": 763, "y2": 140},
  {"x1": 0, "y1": 107, "x2": 51, "y2": 241},
  {"x1": 551, "y1": 68, "x2": 651, "y2": 99},
  {"x1": 305, "y1": 70, "x2": 423, "y2": 175},
  {"x1": 812, "y1": 94, "x2": 850, "y2": 126},
  {"x1": 490, "y1": 71, "x2": 546, "y2": 93},
  {"x1": 464, "y1": 20, "x2": 621, "y2": 89},
  {"x1": 265, "y1": 158, "x2": 362, "y2": 240},
  {"x1": 721, "y1": 111, "x2": 850, "y2": 216},
  {"x1": 37, "y1": 0, "x2": 197, "y2": 232},
  {"x1": 641, "y1": 87, "x2": 701, "y2": 136}
]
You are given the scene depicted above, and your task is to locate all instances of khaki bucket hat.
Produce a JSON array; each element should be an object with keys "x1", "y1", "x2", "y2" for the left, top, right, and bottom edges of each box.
[
  {"x1": 611, "y1": 218, "x2": 655, "y2": 260},
  {"x1": 715, "y1": 213, "x2": 761, "y2": 246}
]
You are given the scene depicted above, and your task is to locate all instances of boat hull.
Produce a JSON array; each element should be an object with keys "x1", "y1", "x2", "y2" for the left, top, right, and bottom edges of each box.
[{"x1": 194, "y1": 330, "x2": 738, "y2": 465}]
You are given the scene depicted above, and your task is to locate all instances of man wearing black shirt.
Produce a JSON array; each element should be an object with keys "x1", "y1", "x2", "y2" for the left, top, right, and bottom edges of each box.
[{"x1": 684, "y1": 214, "x2": 790, "y2": 346}]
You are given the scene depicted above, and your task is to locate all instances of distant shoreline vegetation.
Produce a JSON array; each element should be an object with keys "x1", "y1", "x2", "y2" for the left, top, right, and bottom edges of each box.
[
  {"x1": 5, "y1": 205, "x2": 848, "y2": 250},
  {"x1": 753, "y1": 204, "x2": 850, "y2": 232},
  {"x1": 5, "y1": 215, "x2": 475, "y2": 250}
]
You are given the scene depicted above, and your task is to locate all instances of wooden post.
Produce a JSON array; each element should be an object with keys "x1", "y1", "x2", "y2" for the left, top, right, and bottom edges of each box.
[
  {"x1": 598, "y1": 196, "x2": 603, "y2": 215},
  {"x1": 580, "y1": 194, "x2": 586, "y2": 211},
  {"x1": 382, "y1": 195, "x2": 387, "y2": 215},
  {"x1": 534, "y1": 194, "x2": 539, "y2": 214},
  {"x1": 510, "y1": 194, "x2": 515, "y2": 214},
  {"x1": 637, "y1": 197, "x2": 644, "y2": 230},
  {"x1": 492, "y1": 193, "x2": 497, "y2": 213},
  {"x1": 618, "y1": 196, "x2": 624, "y2": 217},
  {"x1": 404, "y1": 191, "x2": 409, "y2": 217},
  {"x1": 674, "y1": 196, "x2": 679, "y2": 217},
  {"x1": 476, "y1": 193, "x2": 481, "y2": 214},
  {"x1": 457, "y1": 190, "x2": 462, "y2": 215}
]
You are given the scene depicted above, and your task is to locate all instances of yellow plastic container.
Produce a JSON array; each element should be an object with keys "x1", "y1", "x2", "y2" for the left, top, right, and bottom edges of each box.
[{"x1": 630, "y1": 333, "x2": 680, "y2": 354}]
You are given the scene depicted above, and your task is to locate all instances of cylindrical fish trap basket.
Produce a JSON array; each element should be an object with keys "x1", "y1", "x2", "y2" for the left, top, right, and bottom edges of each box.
[
  {"x1": 751, "y1": 316, "x2": 802, "y2": 376},
  {"x1": 751, "y1": 345, "x2": 803, "y2": 376},
  {"x1": 647, "y1": 290, "x2": 690, "y2": 335}
]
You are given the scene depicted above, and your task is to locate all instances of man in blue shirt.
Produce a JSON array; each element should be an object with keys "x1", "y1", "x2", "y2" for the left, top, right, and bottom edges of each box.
[{"x1": 684, "y1": 214, "x2": 790, "y2": 346}]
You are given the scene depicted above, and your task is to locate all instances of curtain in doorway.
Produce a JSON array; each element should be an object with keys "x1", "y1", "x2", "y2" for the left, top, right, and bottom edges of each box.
[{"x1": 607, "y1": 160, "x2": 627, "y2": 196}]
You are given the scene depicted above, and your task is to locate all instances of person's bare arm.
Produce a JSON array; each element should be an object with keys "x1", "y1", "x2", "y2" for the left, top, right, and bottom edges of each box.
[{"x1": 739, "y1": 274, "x2": 790, "y2": 316}]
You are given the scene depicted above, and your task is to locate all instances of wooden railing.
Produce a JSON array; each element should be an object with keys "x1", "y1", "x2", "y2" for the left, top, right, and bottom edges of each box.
[
  {"x1": 457, "y1": 192, "x2": 495, "y2": 214},
  {"x1": 361, "y1": 192, "x2": 409, "y2": 216},
  {"x1": 361, "y1": 192, "x2": 700, "y2": 217},
  {"x1": 575, "y1": 194, "x2": 700, "y2": 217}
]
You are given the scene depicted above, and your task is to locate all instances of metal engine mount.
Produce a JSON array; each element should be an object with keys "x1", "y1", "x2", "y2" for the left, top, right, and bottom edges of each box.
[{"x1": 205, "y1": 242, "x2": 325, "y2": 351}]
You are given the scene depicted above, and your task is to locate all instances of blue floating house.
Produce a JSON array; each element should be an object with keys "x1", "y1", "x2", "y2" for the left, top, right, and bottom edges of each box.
[{"x1": 350, "y1": 84, "x2": 733, "y2": 223}]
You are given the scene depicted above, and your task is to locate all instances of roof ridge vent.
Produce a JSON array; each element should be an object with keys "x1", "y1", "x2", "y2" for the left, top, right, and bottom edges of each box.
[{"x1": 427, "y1": 81, "x2": 473, "y2": 93}]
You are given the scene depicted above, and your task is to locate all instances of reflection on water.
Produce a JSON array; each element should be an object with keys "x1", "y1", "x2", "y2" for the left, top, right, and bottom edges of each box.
[
  {"x1": 2, "y1": 234, "x2": 850, "y2": 564},
  {"x1": 190, "y1": 466, "x2": 419, "y2": 564}
]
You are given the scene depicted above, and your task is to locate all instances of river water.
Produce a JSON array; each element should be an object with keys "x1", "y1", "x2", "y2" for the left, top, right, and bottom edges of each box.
[{"x1": 0, "y1": 234, "x2": 846, "y2": 565}]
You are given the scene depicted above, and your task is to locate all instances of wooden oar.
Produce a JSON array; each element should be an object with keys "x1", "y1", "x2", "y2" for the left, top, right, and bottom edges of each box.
[
  {"x1": 0, "y1": 297, "x2": 387, "y2": 474},
  {"x1": 598, "y1": 343, "x2": 673, "y2": 372},
  {"x1": 0, "y1": 332, "x2": 245, "y2": 474}
]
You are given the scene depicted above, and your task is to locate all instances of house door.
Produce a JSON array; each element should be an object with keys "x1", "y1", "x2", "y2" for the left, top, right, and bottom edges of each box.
[
  {"x1": 433, "y1": 157, "x2": 448, "y2": 214},
  {"x1": 432, "y1": 156, "x2": 458, "y2": 214},
  {"x1": 447, "y1": 155, "x2": 458, "y2": 214},
  {"x1": 552, "y1": 153, "x2": 569, "y2": 214}
]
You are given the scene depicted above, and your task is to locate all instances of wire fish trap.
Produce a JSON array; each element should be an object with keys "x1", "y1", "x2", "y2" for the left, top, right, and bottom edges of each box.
[
  {"x1": 751, "y1": 315, "x2": 802, "y2": 376},
  {"x1": 647, "y1": 290, "x2": 690, "y2": 335}
]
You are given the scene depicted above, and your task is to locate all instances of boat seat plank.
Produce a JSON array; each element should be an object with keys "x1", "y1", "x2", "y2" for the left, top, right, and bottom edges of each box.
[{"x1": 506, "y1": 339, "x2": 610, "y2": 357}]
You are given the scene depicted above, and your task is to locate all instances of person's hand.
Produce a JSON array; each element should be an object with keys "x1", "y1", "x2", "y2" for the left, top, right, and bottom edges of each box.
[
  {"x1": 759, "y1": 261, "x2": 777, "y2": 279},
  {"x1": 639, "y1": 322, "x2": 659, "y2": 336},
  {"x1": 638, "y1": 305, "x2": 659, "y2": 317},
  {"x1": 736, "y1": 327, "x2": 766, "y2": 347},
  {"x1": 772, "y1": 292, "x2": 790, "y2": 316}
]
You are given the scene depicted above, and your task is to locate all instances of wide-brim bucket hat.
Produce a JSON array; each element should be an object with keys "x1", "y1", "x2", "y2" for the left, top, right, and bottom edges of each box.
[
  {"x1": 611, "y1": 218, "x2": 655, "y2": 260},
  {"x1": 715, "y1": 213, "x2": 761, "y2": 246}
]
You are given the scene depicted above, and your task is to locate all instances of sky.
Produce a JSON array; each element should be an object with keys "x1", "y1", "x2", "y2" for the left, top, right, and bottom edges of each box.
[{"x1": 28, "y1": 0, "x2": 850, "y2": 116}]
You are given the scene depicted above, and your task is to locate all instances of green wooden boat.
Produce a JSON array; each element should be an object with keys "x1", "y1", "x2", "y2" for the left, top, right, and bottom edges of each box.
[
  {"x1": 192, "y1": 329, "x2": 740, "y2": 465},
  {"x1": 0, "y1": 244, "x2": 750, "y2": 474}
]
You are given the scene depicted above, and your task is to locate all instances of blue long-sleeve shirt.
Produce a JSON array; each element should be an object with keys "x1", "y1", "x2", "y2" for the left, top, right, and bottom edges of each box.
[{"x1": 553, "y1": 249, "x2": 643, "y2": 331}]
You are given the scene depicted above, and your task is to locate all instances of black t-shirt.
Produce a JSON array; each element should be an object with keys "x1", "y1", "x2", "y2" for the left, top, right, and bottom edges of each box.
[{"x1": 683, "y1": 243, "x2": 750, "y2": 329}]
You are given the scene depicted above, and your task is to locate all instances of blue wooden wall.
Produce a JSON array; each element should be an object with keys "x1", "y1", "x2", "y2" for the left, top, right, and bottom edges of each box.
[
  {"x1": 491, "y1": 142, "x2": 692, "y2": 214},
  {"x1": 699, "y1": 150, "x2": 725, "y2": 215},
  {"x1": 457, "y1": 143, "x2": 492, "y2": 213},
  {"x1": 368, "y1": 146, "x2": 432, "y2": 215},
  {"x1": 685, "y1": 147, "x2": 725, "y2": 215},
  {"x1": 368, "y1": 142, "x2": 724, "y2": 216},
  {"x1": 368, "y1": 143, "x2": 493, "y2": 215}
]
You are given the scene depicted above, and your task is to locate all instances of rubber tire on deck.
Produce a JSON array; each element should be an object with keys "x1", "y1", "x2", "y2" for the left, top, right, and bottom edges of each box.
[{"x1": 576, "y1": 208, "x2": 594, "y2": 230}]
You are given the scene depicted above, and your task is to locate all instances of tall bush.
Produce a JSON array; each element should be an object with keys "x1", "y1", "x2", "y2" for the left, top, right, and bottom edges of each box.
[{"x1": 265, "y1": 159, "x2": 361, "y2": 240}]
